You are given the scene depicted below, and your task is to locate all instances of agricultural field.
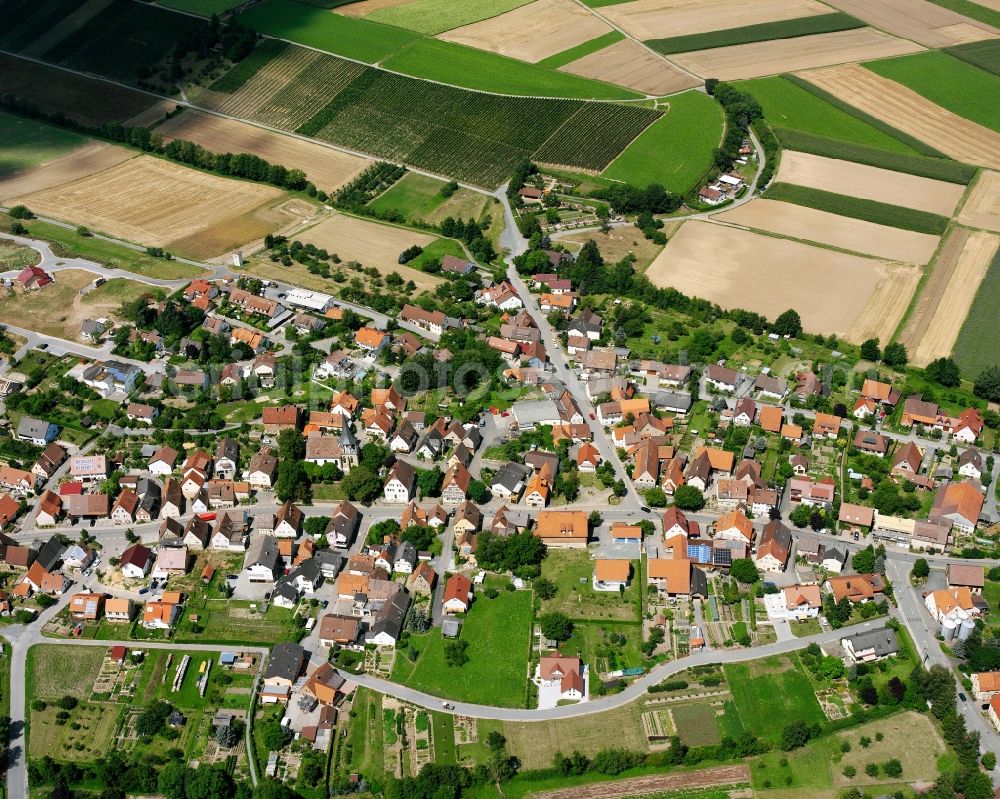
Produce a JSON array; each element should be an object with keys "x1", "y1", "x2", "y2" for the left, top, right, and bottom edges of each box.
[
  {"x1": 537, "y1": 31, "x2": 624, "y2": 68},
  {"x1": 762, "y1": 183, "x2": 950, "y2": 234},
  {"x1": 365, "y1": 0, "x2": 536, "y2": 35},
  {"x1": 646, "y1": 221, "x2": 920, "y2": 342},
  {"x1": 953, "y1": 249, "x2": 1000, "y2": 377},
  {"x1": 668, "y1": 27, "x2": 922, "y2": 80},
  {"x1": 0, "y1": 268, "x2": 159, "y2": 340},
  {"x1": 0, "y1": 110, "x2": 87, "y2": 175},
  {"x1": 0, "y1": 143, "x2": 135, "y2": 202},
  {"x1": 646, "y1": 12, "x2": 865, "y2": 55},
  {"x1": 903, "y1": 229, "x2": 1000, "y2": 366},
  {"x1": 438, "y1": 0, "x2": 612, "y2": 63},
  {"x1": 0, "y1": 53, "x2": 157, "y2": 127},
  {"x1": 293, "y1": 213, "x2": 444, "y2": 288},
  {"x1": 366, "y1": 173, "x2": 493, "y2": 225},
  {"x1": 821, "y1": 0, "x2": 999, "y2": 46},
  {"x1": 203, "y1": 41, "x2": 659, "y2": 186},
  {"x1": 946, "y1": 38, "x2": 1000, "y2": 75},
  {"x1": 599, "y1": 0, "x2": 831, "y2": 41},
  {"x1": 9, "y1": 155, "x2": 286, "y2": 257},
  {"x1": 155, "y1": 110, "x2": 371, "y2": 192},
  {"x1": 537, "y1": 549, "x2": 641, "y2": 621},
  {"x1": 560, "y1": 225, "x2": 667, "y2": 271},
  {"x1": 865, "y1": 51, "x2": 1000, "y2": 134},
  {"x1": 774, "y1": 150, "x2": 966, "y2": 216},
  {"x1": 602, "y1": 90, "x2": 722, "y2": 193},
  {"x1": 723, "y1": 655, "x2": 824, "y2": 742},
  {"x1": 390, "y1": 589, "x2": 533, "y2": 707},
  {"x1": 799, "y1": 64, "x2": 1000, "y2": 169},
  {"x1": 736, "y1": 75, "x2": 921, "y2": 154},
  {"x1": 718, "y1": 199, "x2": 941, "y2": 264},
  {"x1": 559, "y1": 38, "x2": 700, "y2": 95},
  {"x1": 957, "y1": 170, "x2": 1000, "y2": 232}
]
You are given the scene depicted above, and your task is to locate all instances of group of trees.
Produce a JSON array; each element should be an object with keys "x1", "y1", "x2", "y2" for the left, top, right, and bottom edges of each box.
[
  {"x1": 475, "y1": 531, "x2": 546, "y2": 576},
  {"x1": 859, "y1": 337, "x2": 908, "y2": 368}
]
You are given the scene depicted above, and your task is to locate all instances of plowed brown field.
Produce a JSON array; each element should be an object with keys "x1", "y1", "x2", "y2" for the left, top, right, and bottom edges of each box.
[
  {"x1": 600, "y1": 0, "x2": 827, "y2": 40},
  {"x1": 560, "y1": 39, "x2": 699, "y2": 94},
  {"x1": 821, "y1": 0, "x2": 998, "y2": 46},
  {"x1": 799, "y1": 64, "x2": 1000, "y2": 169}
]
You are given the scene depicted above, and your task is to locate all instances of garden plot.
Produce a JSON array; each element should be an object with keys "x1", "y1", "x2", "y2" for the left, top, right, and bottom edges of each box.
[
  {"x1": 957, "y1": 170, "x2": 1000, "y2": 232},
  {"x1": 822, "y1": 0, "x2": 999, "y2": 47},
  {"x1": 560, "y1": 39, "x2": 700, "y2": 95},
  {"x1": 0, "y1": 239, "x2": 40, "y2": 270},
  {"x1": 647, "y1": 221, "x2": 918, "y2": 341},
  {"x1": 774, "y1": 150, "x2": 966, "y2": 216},
  {"x1": 9, "y1": 155, "x2": 284, "y2": 253},
  {"x1": 799, "y1": 64, "x2": 1000, "y2": 169},
  {"x1": 155, "y1": 111, "x2": 370, "y2": 192},
  {"x1": 438, "y1": 0, "x2": 611, "y2": 63},
  {"x1": 670, "y1": 27, "x2": 922, "y2": 80},
  {"x1": 600, "y1": 0, "x2": 830, "y2": 41},
  {"x1": 718, "y1": 199, "x2": 940, "y2": 264}
]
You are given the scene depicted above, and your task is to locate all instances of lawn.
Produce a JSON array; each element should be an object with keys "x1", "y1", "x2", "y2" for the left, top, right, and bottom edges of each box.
[
  {"x1": 603, "y1": 90, "x2": 723, "y2": 194},
  {"x1": 562, "y1": 621, "x2": 646, "y2": 679},
  {"x1": 737, "y1": 75, "x2": 919, "y2": 154},
  {"x1": 982, "y1": 579, "x2": 1000, "y2": 629},
  {"x1": 176, "y1": 597, "x2": 300, "y2": 645},
  {"x1": 2, "y1": 213, "x2": 205, "y2": 279},
  {"x1": 789, "y1": 618, "x2": 822, "y2": 637},
  {"x1": 536, "y1": 31, "x2": 624, "y2": 69},
  {"x1": 866, "y1": 51, "x2": 1000, "y2": 134},
  {"x1": 671, "y1": 701, "x2": 722, "y2": 746},
  {"x1": 136, "y1": 649, "x2": 225, "y2": 710},
  {"x1": 83, "y1": 277, "x2": 163, "y2": 306},
  {"x1": 379, "y1": 39, "x2": 639, "y2": 99},
  {"x1": 30, "y1": 700, "x2": 118, "y2": 762},
  {"x1": 345, "y1": 687, "x2": 384, "y2": 775},
  {"x1": 27, "y1": 644, "x2": 105, "y2": 700},
  {"x1": 0, "y1": 109, "x2": 86, "y2": 175},
  {"x1": 364, "y1": 0, "x2": 534, "y2": 35},
  {"x1": 724, "y1": 655, "x2": 824, "y2": 742},
  {"x1": 952, "y1": 247, "x2": 1000, "y2": 378},
  {"x1": 392, "y1": 589, "x2": 532, "y2": 707},
  {"x1": 538, "y1": 549, "x2": 641, "y2": 622},
  {"x1": 367, "y1": 173, "x2": 451, "y2": 221}
]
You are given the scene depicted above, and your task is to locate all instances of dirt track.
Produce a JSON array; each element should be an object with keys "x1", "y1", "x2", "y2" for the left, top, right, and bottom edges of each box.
[
  {"x1": 600, "y1": 0, "x2": 827, "y2": 40},
  {"x1": 821, "y1": 0, "x2": 998, "y2": 46},
  {"x1": 719, "y1": 199, "x2": 940, "y2": 264},
  {"x1": 560, "y1": 39, "x2": 699, "y2": 95},
  {"x1": 527, "y1": 764, "x2": 750, "y2": 799},
  {"x1": 957, "y1": 171, "x2": 1000, "y2": 233},
  {"x1": 775, "y1": 150, "x2": 966, "y2": 216},
  {"x1": 670, "y1": 27, "x2": 922, "y2": 80},
  {"x1": 799, "y1": 64, "x2": 1000, "y2": 169},
  {"x1": 902, "y1": 229, "x2": 1000, "y2": 365},
  {"x1": 439, "y1": 0, "x2": 611, "y2": 62}
]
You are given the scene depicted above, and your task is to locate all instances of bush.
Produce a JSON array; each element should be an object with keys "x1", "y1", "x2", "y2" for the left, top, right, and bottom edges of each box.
[
  {"x1": 983, "y1": 752, "x2": 996, "y2": 770},
  {"x1": 843, "y1": 765, "x2": 856, "y2": 778},
  {"x1": 31, "y1": 700, "x2": 46, "y2": 712},
  {"x1": 882, "y1": 758, "x2": 902, "y2": 778},
  {"x1": 58, "y1": 696, "x2": 78, "y2": 711},
  {"x1": 864, "y1": 763, "x2": 879, "y2": 777},
  {"x1": 8, "y1": 205, "x2": 34, "y2": 219}
]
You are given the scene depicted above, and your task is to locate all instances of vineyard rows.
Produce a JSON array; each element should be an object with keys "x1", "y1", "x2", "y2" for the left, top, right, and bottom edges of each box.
[{"x1": 204, "y1": 40, "x2": 662, "y2": 186}]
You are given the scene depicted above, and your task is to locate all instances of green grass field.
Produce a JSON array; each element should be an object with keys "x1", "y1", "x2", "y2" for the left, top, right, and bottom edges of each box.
[
  {"x1": 392, "y1": 589, "x2": 532, "y2": 707},
  {"x1": 646, "y1": 13, "x2": 863, "y2": 55},
  {"x1": 737, "y1": 76, "x2": 919, "y2": 154},
  {"x1": 239, "y1": 0, "x2": 420, "y2": 62},
  {"x1": 764, "y1": 182, "x2": 950, "y2": 234},
  {"x1": 603, "y1": 90, "x2": 723, "y2": 193},
  {"x1": 157, "y1": 0, "x2": 245, "y2": 15},
  {"x1": 366, "y1": 172, "x2": 451, "y2": 220},
  {"x1": 772, "y1": 129, "x2": 975, "y2": 184},
  {"x1": 724, "y1": 655, "x2": 824, "y2": 742},
  {"x1": 945, "y1": 39, "x2": 1000, "y2": 76},
  {"x1": 365, "y1": 0, "x2": 534, "y2": 35},
  {"x1": 380, "y1": 38, "x2": 639, "y2": 99},
  {"x1": 536, "y1": 31, "x2": 624, "y2": 69},
  {"x1": 0, "y1": 110, "x2": 86, "y2": 175},
  {"x1": 925, "y1": 0, "x2": 1000, "y2": 27},
  {"x1": 952, "y1": 247, "x2": 1000, "y2": 378},
  {"x1": 671, "y1": 702, "x2": 722, "y2": 746},
  {"x1": 409, "y1": 237, "x2": 469, "y2": 270},
  {"x1": 538, "y1": 549, "x2": 641, "y2": 622},
  {"x1": 866, "y1": 51, "x2": 1000, "y2": 134}
]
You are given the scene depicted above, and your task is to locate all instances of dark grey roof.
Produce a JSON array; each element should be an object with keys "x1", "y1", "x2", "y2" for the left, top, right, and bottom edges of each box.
[
  {"x1": 290, "y1": 559, "x2": 322, "y2": 584},
  {"x1": 651, "y1": 392, "x2": 693, "y2": 412},
  {"x1": 34, "y1": 536, "x2": 65, "y2": 572},
  {"x1": 824, "y1": 547, "x2": 847, "y2": 564},
  {"x1": 691, "y1": 567, "x2": 708, "y2": 598},
  {"x1": 492, "y1": 462, "x2": 529, "y2": 492},
  {"x1": 843, "y1": 627, "x2": 898, "y2": 658},
  {"x1": 265, "y1": 642, "x2": 305, "y2": 682},
  {"x1": 215, "y1": 438, "x2": 240, "y2": 463},
  {"x1": 314, "y1": 550, "x2": 345, "y2": 577},
  {"x1": 17, "y1": 416, "x2": 53, "y2": 440},
  {"x1": 273, "y1": 577, "x2": 299, "y2": 603},
  {"x1": 394, "y1": 541, "x2": 417, "y2": 568},
  {"x1": 365, "y1": 590, "x2": 410, "y2": 642},
  {"x1": 246, "y1": 535, "x2": 280, "y2": 571}
]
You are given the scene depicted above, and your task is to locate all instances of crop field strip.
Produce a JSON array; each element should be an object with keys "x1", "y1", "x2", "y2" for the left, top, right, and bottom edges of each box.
[
  {"x1": 645, "y1": 13, "x2": 865, "y2": 55},
  {"x1": 820, "y1": 0, "x2": 1000, "y2": 47},
  {"x1": 204, "y1": 42, "x2": 661, "y2": 186},
  {"x1": 537, "y1": 31, "x2": 625, "y2": 69},
  {"x1": 945, "y1": 38, "x2": 1000, "y2": 75},
  {"x1": 952, "y1": 246, "x2": 1000, "y2": 376},
  {"x1": 926, "y1": 0, "x2": 1000, "y2": 28}
]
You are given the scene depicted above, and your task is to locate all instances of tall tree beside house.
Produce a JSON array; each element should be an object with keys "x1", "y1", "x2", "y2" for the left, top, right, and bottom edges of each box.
[
  {"x1": 926, "y1": 357, "x2": 961, "y2": 387},
  {"x1": 772, "y1": 309, "x2": 802, "y2": 338},
  {"x1": 672, "y1": 485, "x2": 704, "y2": 511},
  {"x1": 538, "y1": 612, "x2": 573, "y2": 642},
  {"x1": 882, "y1": 342, "x2": 908, "y2": 368}
]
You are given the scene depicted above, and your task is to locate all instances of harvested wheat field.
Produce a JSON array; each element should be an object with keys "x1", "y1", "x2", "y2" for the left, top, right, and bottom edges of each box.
[
  {"x1": 0, "y1": 143, "x2": 135, "y2": 202},
  {"x1": 671, "y1": 28, "x2": 922, "y2": 80},
  {"x1": 775, "y1": 151, "x2": 966, "y2": 216},
  {"x1": 124, "y1": 99, "x2": 178, "y2": 128},
  {"x1": 822, "y1": 0, "x2": 998, "y2": 47},
  {"x1": 560, "y1": 39, "x2": 699, "y2": 95},
  {"x1": 296, "y1": 213, "x2": 443, "y2": 288},
  {"x1": 10, "y1": 155, "x2": 283, "y2": 253},
  {"x1": 957, "y1": 171, "x2": 1000, "y2": 233},
  {"x1": 902, "y1": 228, "x2": 1000, "y2": 365},
  {"x1": 599, "y1": 0, "x2": 828, "y2": 41},
  {"x1": 719, "y1": 199, "x2": 940, "y2": 264},
  {"x1": 438, "y1": 0, "x2": 610, "y2": 62},
  {"x1": 647, "y1": 220, "x2": 917, "y2": 339},
  {"x1": 156, "y1": 111, "x2": 370, "y2": 192},
  {"x1": 800, "y1": 65, "x2": 1000, "y2": 169}
]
